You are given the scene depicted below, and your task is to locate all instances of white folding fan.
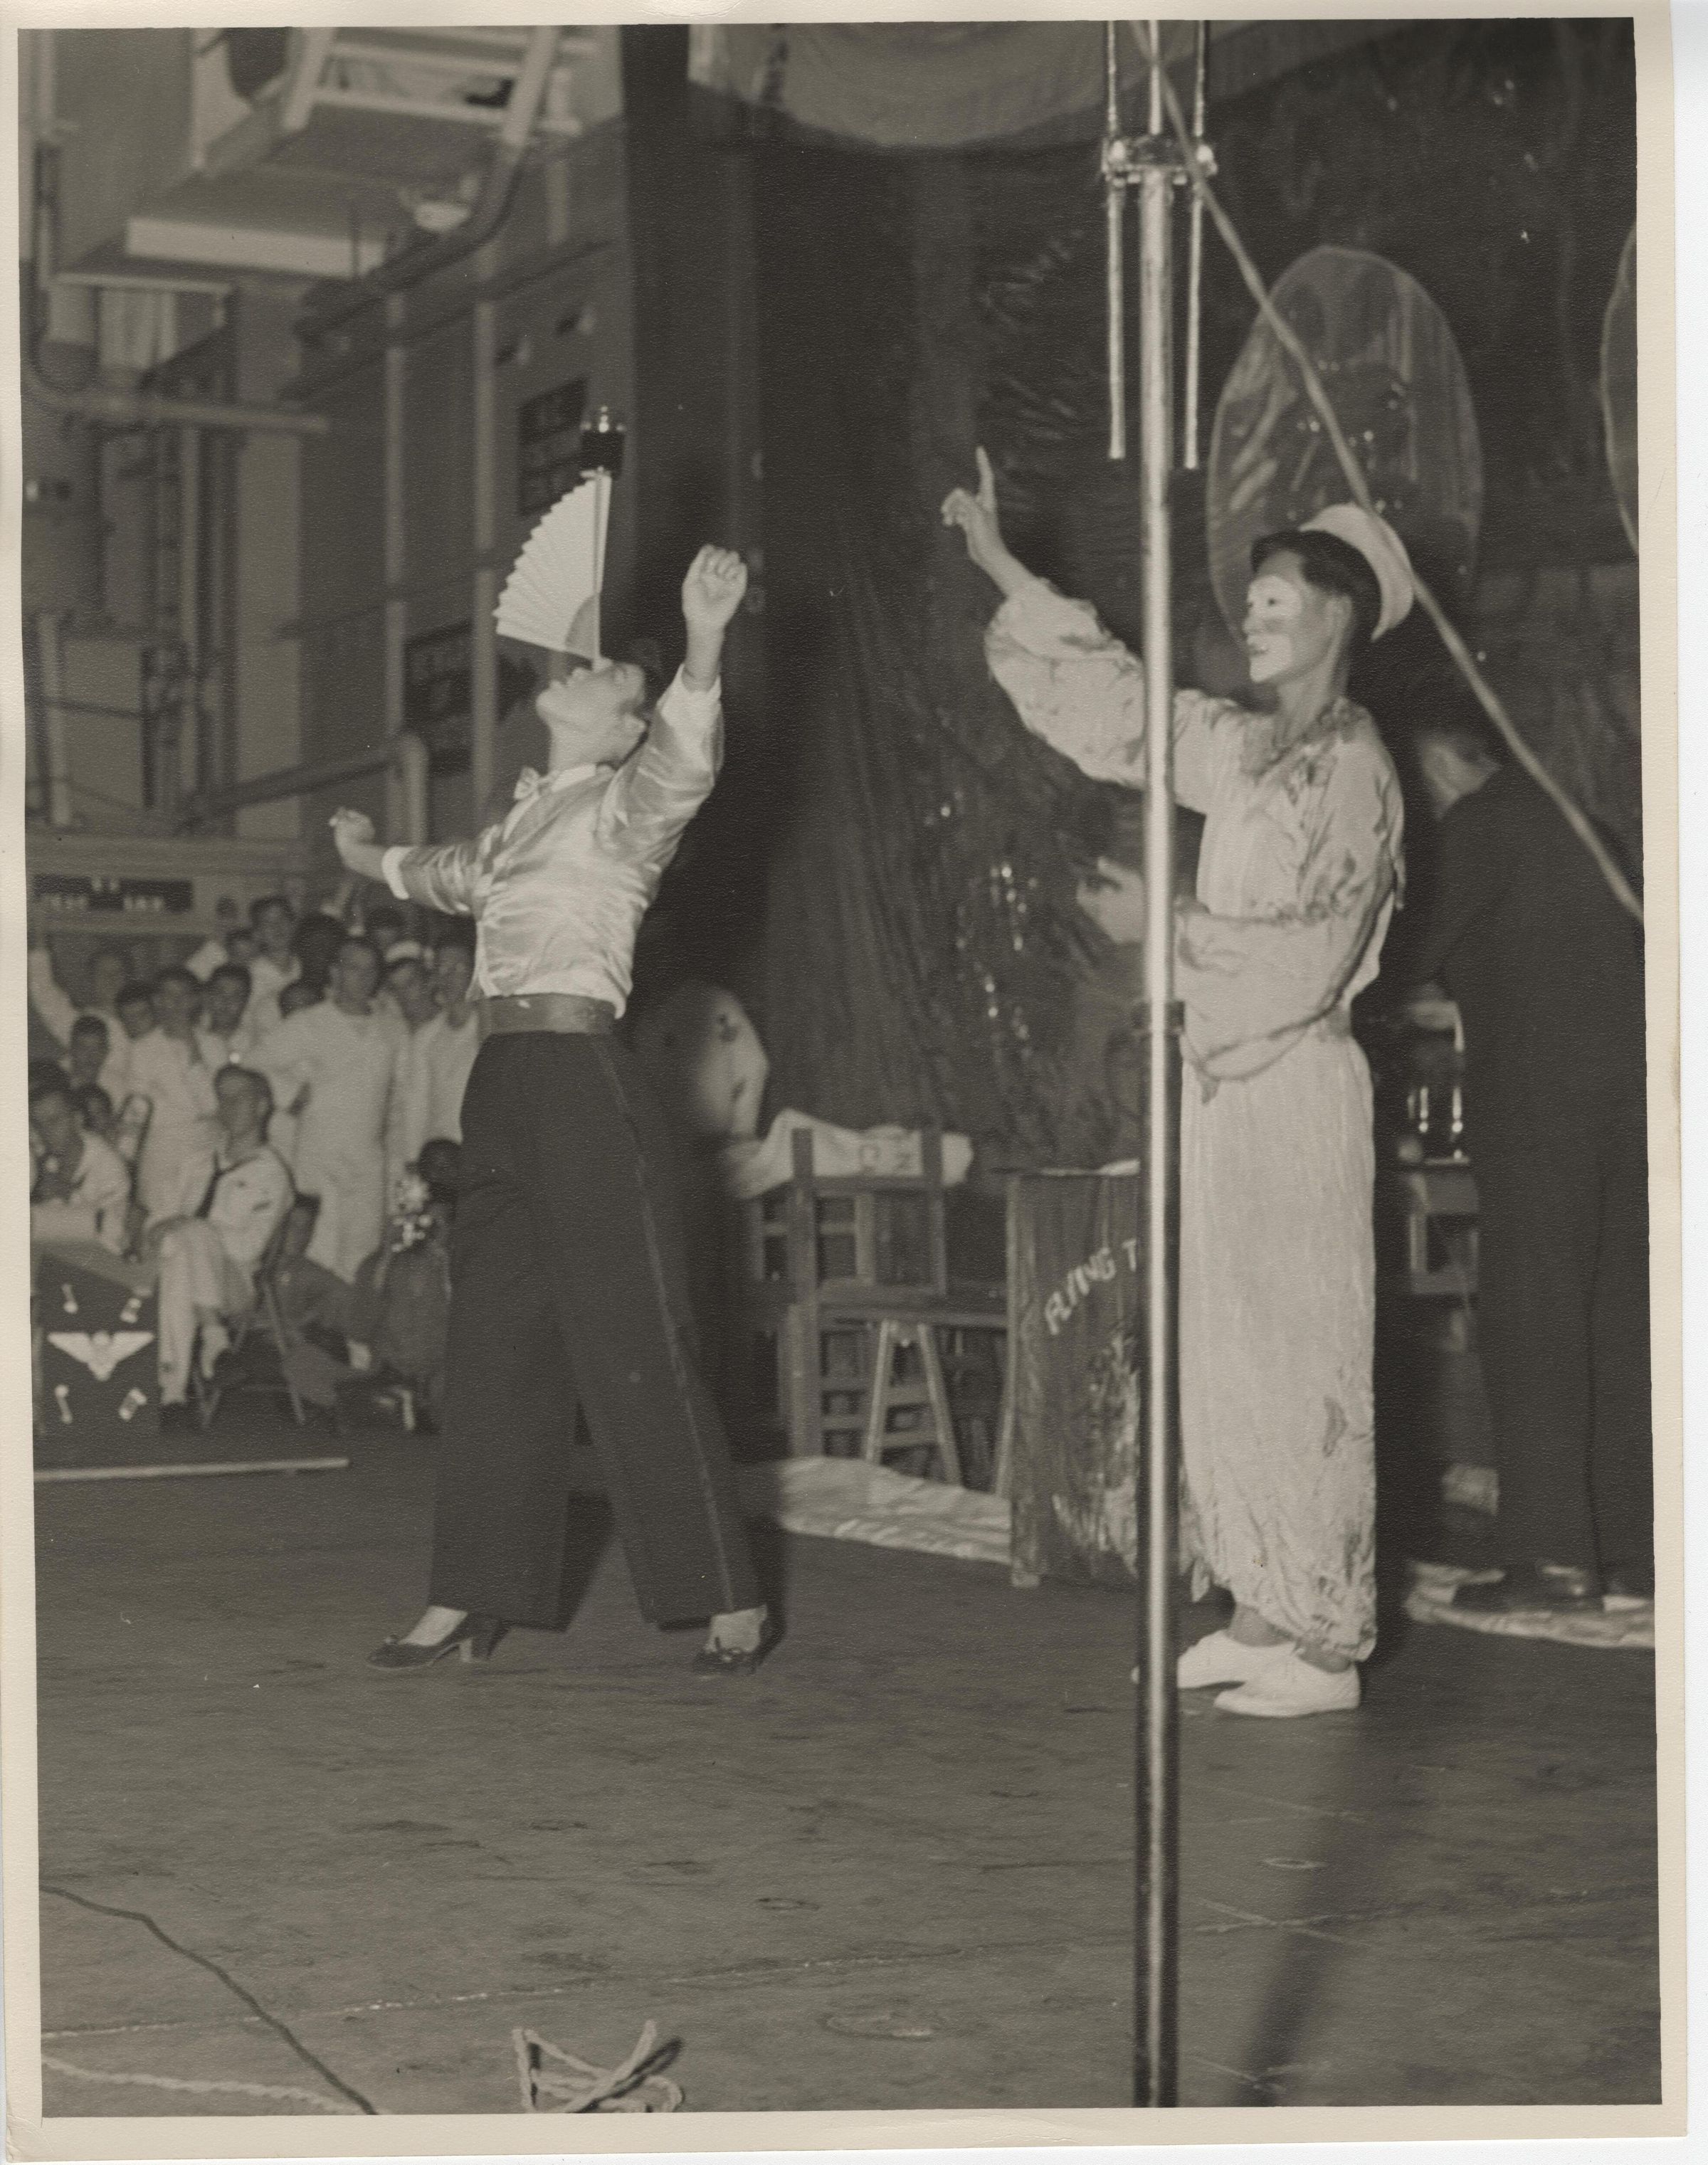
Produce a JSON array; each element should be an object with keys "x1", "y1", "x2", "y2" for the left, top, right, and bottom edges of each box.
[{"x1": 495, "y1": 470, "x2": 612, "y2": 661}]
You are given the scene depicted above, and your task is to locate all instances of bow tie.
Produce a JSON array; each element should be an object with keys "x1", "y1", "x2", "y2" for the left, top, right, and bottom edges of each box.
[{"x1": 513, "y1": 762, "x2": 598, "y2": 804}]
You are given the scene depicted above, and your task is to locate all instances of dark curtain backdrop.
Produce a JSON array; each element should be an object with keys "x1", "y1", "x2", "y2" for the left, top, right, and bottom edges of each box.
[
  {"x1": 692, "y1": 19, "x2": 1636, "y2": 1168},
  {"x1": 751, "y1": 142, "x2": 1213, "y2": 1170}
]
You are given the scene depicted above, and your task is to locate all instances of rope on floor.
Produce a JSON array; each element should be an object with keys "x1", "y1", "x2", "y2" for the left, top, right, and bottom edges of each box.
[
  {"x1": 512, "y1": 2021, "x2": 683, "y2": 2112},
  {"x1": 40, "y1": 2053, "x2": 359, "y2": 2112},
  {"x1": 38, "y1": 1883, "x2": 378, "y2": 2114}
]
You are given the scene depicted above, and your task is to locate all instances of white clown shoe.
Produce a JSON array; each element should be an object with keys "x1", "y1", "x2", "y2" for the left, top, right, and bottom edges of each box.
[
  {"x1": 1174, "y1": 1629, "x2": 1295, "y2": 1690},
  {"x1": 1214, "y1": 1652, "x2": 1360, "y2": 1717}
]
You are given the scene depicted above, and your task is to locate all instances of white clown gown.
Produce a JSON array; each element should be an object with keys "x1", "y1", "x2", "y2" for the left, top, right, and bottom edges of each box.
[{"x1": 987, "y1": 579, "x2": 1404, "y2": 1663}]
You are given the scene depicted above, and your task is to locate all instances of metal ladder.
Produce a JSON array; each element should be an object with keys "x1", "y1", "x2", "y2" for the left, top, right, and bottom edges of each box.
[{"x1": 279, "y1": 28, "x2": 594, "y2": 144}]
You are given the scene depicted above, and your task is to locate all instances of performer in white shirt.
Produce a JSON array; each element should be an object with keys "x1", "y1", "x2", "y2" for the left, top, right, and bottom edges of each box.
[
  {"x1": 29, "y1": 1076, "x2": 133, "y2": 1254},
  {"x1": 331, "y1": 545, "x2": 769, "y2": 1676},
  {"x1": 127, "y1": 969, "x2": 224, "y2": 1220},
  {"x1": 146, "y1": 1066, "x2": 294, "y2": 1427},
  {"x1": 257, "y1": 936, "x2": 405, "y2": 1282}
]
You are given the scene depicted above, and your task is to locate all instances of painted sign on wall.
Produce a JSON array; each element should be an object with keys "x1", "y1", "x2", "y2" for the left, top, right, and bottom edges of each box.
[
  {"x1": 33, "y1": 874, "x2": 194, "y2": 917},
  {"x1": 405, "y1": 623, "x2": 538, "y2": 779}
]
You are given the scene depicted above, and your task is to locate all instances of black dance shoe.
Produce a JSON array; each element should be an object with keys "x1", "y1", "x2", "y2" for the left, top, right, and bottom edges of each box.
[
  {"x1": 691, "y1": 1620, "x2": 781, "y2": 1677},
  {"x1": 367, "y1": 1613, "x2": 508, "y2": 1670}
]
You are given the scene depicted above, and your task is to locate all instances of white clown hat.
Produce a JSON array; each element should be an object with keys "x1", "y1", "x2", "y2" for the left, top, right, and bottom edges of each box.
[{"x1": 1300, "y1": 503, "x2": 1416, "y2": 641}]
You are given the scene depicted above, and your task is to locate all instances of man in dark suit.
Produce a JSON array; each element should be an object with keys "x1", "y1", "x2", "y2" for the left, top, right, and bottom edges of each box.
[{"x1": 1403, "y1": 713, "x2": 1652, "y2": 1612}]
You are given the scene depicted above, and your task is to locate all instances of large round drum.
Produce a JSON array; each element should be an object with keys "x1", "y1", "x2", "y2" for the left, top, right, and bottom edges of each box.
[
  {"x1": 1601, "y1": 226, "x2": 1638, "y2": 552},
  {"x1": 1207, "y1": 246, "x2": 1483, "y2": 636}
]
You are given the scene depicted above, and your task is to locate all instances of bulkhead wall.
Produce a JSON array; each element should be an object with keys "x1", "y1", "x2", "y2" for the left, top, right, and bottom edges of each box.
[{"x1": 291, "y1": 120, "x2": 636, "y2": 864}]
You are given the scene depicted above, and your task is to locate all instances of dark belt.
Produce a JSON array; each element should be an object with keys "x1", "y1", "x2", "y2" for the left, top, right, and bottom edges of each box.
[{"x1": 483, "y1": 993, "x2": 616, "y2": 1037}]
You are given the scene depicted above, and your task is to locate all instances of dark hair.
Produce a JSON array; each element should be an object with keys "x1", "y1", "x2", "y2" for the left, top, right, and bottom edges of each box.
[
  {"x1": 29, "y1": 1072, "x2": 75, "y2": 1115},
  {"x1": 216, "y1": 1064, "x2": 273, "y2": 1118},
  {"x1": 1252, "y1": 528, "x2": 1382, "y2": 655},
  {"x1": 433, "y1": 918, "x2": 477, "y2": 959},
  {"x1": 364, "y1": 902, "x2": 406, "y2": 937},
  {"x1": 280, "y1": 980, "x2": 321, "y2": 1016},
  {"x1": 72, "y1": 1083, "x2": 113, "y2": 1128},
  {"x1": 623, "y1": 636, "x2": 669, "y2": 712},
  {"x1": 1411, "y1": 707, "x2": 1507, "y2": 769},
  {"x1": 337, "y1": 934, "x2": 383, "y2": 971},
  {"x1": 116, "y1": 981, "x2": 156, "y2": 1013},
  {"x1": 70, "y1": 1013, "x2": 110, "y2": 1043},
  {"x1": 251, "y1": 892, "x2": 294, "y2": 926},
  {"x1": 209, "y1": 963, "x2": 253, "y2": 997},
  {"x1": 292, "y1": 912, "x2": 347, "y2": 989},
  {"x1": 153, "y1": 965, "x2": 201, "y2": 999}
]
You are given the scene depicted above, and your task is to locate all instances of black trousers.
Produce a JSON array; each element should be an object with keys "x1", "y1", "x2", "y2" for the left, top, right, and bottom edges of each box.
[
  {"x1": 428, "y1": 1033, "x2": 759, "y2": 1628},
  {"x1": 1473, "y1": 1111, "x2": 1652, "y2": 1577}
]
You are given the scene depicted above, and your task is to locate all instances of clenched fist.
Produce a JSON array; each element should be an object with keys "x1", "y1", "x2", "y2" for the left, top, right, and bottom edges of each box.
[
  {"x1": 330, "y1": 806, "x2": 376, "y2": 871},
  {"x1": 681, "y1": 546, "x2": 749, "y2": 636}
]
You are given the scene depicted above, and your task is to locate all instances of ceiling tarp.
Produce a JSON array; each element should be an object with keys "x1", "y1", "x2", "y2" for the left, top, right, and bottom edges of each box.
[{"x1": 687, "y1": 21, "x2": 1409, "y2": 152}]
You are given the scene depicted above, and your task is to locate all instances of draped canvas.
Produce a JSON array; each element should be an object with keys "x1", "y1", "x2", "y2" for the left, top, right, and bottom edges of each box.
[{"x1": 751, "y1": 142, "x2": 1208, "y2": 1169}]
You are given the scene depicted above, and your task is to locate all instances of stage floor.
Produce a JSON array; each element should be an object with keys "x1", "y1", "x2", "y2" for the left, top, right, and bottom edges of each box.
[{"x1": 31, "y1": 1416, "x2": 1660, "y2": 2116}]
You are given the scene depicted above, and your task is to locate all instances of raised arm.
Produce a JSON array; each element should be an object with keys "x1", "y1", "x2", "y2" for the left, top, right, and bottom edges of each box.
[
  {"x1": 942, "y1": 448, "x2": 1232, "y2": 812},
  {"x1": 330, "y1": 807, "x2": 489, "y2": 919},
  {"x1": 28, "y1": 943, "x2": 78, "y2": 1049},
  {"x1": 599, "y1": 546, "x2": 746, "y2": 860}
]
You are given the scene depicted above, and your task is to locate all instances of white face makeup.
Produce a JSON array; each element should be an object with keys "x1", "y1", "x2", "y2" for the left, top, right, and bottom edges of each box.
[
  {"x1": 535, "y1": 660, "x2": 649, "y2": 765},
  {"x1": 1242, "y1": 571, "x2": 1305, "y2": 683}
]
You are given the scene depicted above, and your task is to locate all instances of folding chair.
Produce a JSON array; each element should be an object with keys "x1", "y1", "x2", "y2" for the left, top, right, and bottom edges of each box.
[{"x1": 192, "y1": 1211, "x2": 307, "y2": 1430}]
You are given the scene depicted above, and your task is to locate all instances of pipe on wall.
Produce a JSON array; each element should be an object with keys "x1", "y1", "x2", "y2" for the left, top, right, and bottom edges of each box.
[
  {"x1": 26, "y1": 144, "x2": 329, "y2": 438},
  {"x1": 179, "y1": 732, "x2": 430, "y2": 841},
  {"x1": 381, "y1": 291, "x2": 409, "y2": 839},
  {"x1": 23, "y1": 351, "x2": 332, "y2": 437},
  {"x1": 36, "y1": 611, "x2": 75, "y2": 828}
]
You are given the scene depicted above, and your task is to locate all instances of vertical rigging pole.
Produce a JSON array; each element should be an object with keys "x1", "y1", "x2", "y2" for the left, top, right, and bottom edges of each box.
[
  {"x1": 1104, "y1": 25, "x2": 1129, "y2": 462},
  {"x1": 1107, "y1": 18, "x2": 1186, "y2": 2110},
  {"x1": 1182, "y1": 23, "x2": 1208, "y2": 471}
]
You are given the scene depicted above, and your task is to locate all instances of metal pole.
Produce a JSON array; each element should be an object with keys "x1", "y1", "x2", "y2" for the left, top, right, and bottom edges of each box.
[
  {"x1": 383, "y1": 291, "x2": 408, "y2": 841},
  {"x1": 471, "y1": 287, "x2": 499, "y2": 819},
  {"x1": 1135, "y1": 17, "x2": 1181, "y2": 2113},
  {"x1": 177, "y1": 423, "x2": 202, "y2": 796},
  {"x1": 1104, "y1": 25, "x2": 1127, "y2": 462},
  {"x1": 1182, "y1": 24, "x2": 1208, "y2": 471},
  {"x1": 176, "y1": 735, "x2": 424, "y2": 823},
  {"x1": 38, "y1": 611, "x2": 75, "y2": 828}
]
